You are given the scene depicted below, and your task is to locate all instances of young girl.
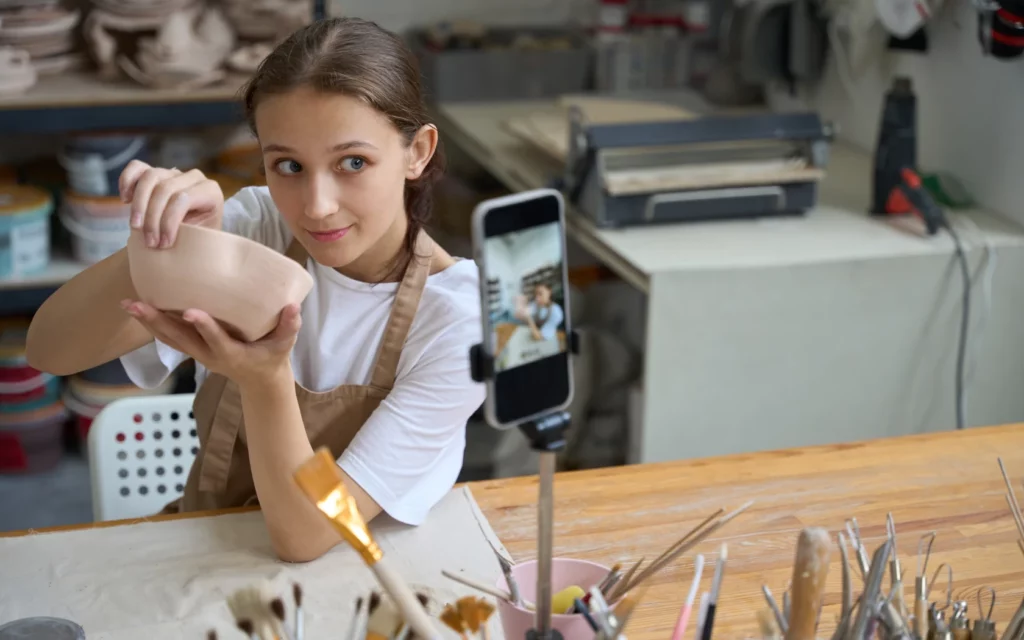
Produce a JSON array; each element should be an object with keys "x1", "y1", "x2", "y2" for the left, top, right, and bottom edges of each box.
[{"x1": 26, "y1": 17, "x2": 486, "y2": 562}]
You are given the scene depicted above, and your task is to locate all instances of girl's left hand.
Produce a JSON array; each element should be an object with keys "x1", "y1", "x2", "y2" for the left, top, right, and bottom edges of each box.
[{"x1": 121, "y1": 300, "x2": 302, "y2": 390}]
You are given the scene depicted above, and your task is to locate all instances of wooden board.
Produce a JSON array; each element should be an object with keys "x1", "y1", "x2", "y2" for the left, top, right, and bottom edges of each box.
[
  {"x1": 503, "y1": 96, "x2": 695, "y2": 162},
  {"x1": 605, "y1": 158, "x2": 825, "y2": 196},
  {"x1": 472, "y1": 423, "x2": 1024, "y2": 640}
]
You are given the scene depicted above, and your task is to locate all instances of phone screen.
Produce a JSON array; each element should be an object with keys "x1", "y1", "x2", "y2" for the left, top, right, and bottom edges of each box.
[{"x1": 481, "y1": 191, "x2": 572, "y2": 426}]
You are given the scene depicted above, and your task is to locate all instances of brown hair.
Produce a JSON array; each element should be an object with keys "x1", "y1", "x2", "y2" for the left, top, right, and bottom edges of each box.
[{"x1": 240, "y1": 17, "x2": 443, "y2": 278}]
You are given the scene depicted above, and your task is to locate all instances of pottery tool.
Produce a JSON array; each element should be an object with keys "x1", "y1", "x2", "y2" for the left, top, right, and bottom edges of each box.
[
  {"x1": 609, "y1": 588, "x2": 646, "y2": 637},
  {"x1": 997, "y1": 458, "x2": 1024, "y2": 557},
  {"x1": 292, "y1": 584, "x2": 304, "y2": 640},
  {"x1": 844, "y1": 518, "x2": 871, "y2": 579},
  {"x1": 671, "y1": 554, "x2": 705, "y2": 640},
  {"x1": 699, "y1": 544, "x2": 728, "y2": 640},
  {"x1": 441, "y1": 569, "x2": 536, "y2": 609},
  {"x1": 950, "y1": 599, "x2": 971, "y2": 640},
  {"x1": 293, "y1": 448, "x2": 441, "y2": 640},
  {"x1": 574, "y1": 561, "x2": 629, "y2": 613},
  {"x1": 830, "y1": 532, "x2": 852, "y2": 640},
  {"x1": 494, "y1": 550, "x2": 523, "y2": 607},
  {"x1": 615, "y1": 502, "x2": 753, "y2": 599},
  {"x1": 886, "y1": 513, "x2": 908, "y2": 618},
  {"x1": 588, "y1": 586, "x2": 618, "y2": 638},
  {"x1": 927, "y1": 563, "x2": 954, "y2": 613},
  {"x1": 974, "y1": 587, "x2": 997, "y2": 640},
  {"x1": 915, "y1": 531, "x2": 937, "y2": 639},
  {"x1": 999, "y1": 596, "x2": 1024, "y2": 640},
  {"x1": 848, "y1": 539, "x2": 891, "y2": 640},
  {"x1": 347, "y1": 597, "x2": 369, "y2": 640},
  {"x1": 226, "y1": 583, "x2": 290, "y2": 640},
  {"x1": 762, "y1": 585, "x2": 787, "y2": 636},
  {"x1": 782, "y1": 528, "x2": 830, "y2": 640}
]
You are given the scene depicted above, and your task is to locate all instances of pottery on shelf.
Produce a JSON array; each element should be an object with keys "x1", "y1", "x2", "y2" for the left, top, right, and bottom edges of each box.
[
  {"x1": 221, "y1": 0, "x2": 311, "y2": 42},
  {"x1": 126, "y1": 225, "x2": 315, "y2": 343},
  {"x1": 0, "y1": 5, "x2": 79, "y2": 68},
  {"x1": 0, "y1": 46, "x2": 37, "y2": 95},
  {"x1": 226, "y1": 43, "x2": 271, "y2": 73}
]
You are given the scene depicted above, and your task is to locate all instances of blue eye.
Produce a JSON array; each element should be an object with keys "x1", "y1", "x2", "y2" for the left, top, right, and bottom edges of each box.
[
  {"x1": 340, "y1": 157, "x2": 366, "y2": 172},
  {"x1": 275, "y1": 159, "x2": 302, "y2": 175}
]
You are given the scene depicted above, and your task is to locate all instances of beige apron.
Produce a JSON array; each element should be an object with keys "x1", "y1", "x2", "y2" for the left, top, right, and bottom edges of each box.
[{"x1": 165, "y1": 231, "x2": 434, "y2": 513}]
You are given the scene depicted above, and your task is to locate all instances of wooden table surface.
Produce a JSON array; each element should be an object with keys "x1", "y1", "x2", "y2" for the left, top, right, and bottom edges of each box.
[
  {"x1": 5, "y1": 425, "x2": 1024, "y2": 638},
  {"x1": 471, "y1": 424, "x2": 1024, "y2": 639}
]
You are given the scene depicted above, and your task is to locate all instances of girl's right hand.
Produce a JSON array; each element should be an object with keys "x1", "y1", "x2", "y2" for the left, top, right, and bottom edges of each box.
[{"x1": 119, "y1": 160, "x2": 225, "y2": 249}]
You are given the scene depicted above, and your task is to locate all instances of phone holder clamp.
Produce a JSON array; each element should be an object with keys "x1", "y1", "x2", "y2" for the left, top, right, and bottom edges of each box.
[{"x1": 468, "y1": 332, "x2": 580, "y2": 640}]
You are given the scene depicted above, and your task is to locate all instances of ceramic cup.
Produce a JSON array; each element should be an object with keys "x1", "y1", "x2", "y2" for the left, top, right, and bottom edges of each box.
[{"x1": 495, "y1": 557, "x2": 614, "y2": 640}]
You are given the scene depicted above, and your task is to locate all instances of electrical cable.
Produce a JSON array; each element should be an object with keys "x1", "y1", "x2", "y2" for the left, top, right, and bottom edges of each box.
[{"x1": 944, "y1": 223, "x2": 971, "y2": 430}]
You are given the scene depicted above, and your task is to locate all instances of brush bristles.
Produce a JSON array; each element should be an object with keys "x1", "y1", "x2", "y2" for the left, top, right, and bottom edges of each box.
[
  {"x1": 293, "y1": 583, "x2": 303, "y2": 607},
  {"x1": 293, "y1": 448, "x2": 348, "y2": 511},
  {"x1": 270, "y1": 598, "x2": 286, "y2": 622},
  {"x1": 227, "y1": 584, "x2": 287, "y2": 640}
]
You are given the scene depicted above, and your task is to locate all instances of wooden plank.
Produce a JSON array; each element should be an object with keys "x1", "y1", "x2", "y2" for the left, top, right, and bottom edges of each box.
[
  {"x1": 0, "y1": 71, "x2": 246, "y2": 110},
  {"x1": 472, "y1": 424, "x2": 1024, "y2": 640}
]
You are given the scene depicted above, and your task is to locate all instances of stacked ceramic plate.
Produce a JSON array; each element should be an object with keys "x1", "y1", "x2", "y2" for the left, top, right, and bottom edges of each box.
[
  {"x1": 91, "y1": 0, "x2": 194, "y2": 19},
  {"x1": 0, "y1": 317, "x2": 68, "y2": 474},
  {"x1": 0, "y1": 3, "x2": 82, "y2": 77},
  {"x1": 63, "y1": 363, "x2": 176, "y2": 442},
  {"x1": 221, "y1": 0, "x2": 311, "y2": 41}
]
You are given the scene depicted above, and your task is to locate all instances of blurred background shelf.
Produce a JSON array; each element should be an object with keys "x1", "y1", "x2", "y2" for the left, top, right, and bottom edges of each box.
[
  {"x1": 0, "y1": 252, "x2": 85, "y2": 291},
  {"x1": 0, "y1": 73, "x2": 249, "y2": 134}
]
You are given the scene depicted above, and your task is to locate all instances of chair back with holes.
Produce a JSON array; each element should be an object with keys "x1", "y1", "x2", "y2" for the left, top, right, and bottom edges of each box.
[{"x1": 87, "y1": 393, "x2": 200, "y2": 521}]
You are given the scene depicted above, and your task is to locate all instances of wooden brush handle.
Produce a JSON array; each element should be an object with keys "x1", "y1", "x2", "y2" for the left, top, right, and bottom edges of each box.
[
  {"x1": 373, "y1": 558, "x2": 442, "y2": 640},
  {"x1": 784, "y1": 528, "x2": 832, "y2": 640}
]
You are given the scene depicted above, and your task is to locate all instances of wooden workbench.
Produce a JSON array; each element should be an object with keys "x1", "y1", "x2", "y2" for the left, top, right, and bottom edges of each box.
[
  {"x1": 472, "y1": 423, "x2": 1024, "y2": 639},
  {"x1": 5, "y1": 424, "x2": 1024, "y2": 638}
]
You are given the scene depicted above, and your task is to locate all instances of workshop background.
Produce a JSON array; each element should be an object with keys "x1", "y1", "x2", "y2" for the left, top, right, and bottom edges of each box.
[{"x1": 2, "y1": 0, "x2": 1023, "y2": 530}]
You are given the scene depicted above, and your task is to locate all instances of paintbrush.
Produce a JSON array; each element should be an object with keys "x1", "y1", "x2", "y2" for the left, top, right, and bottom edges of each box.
[
  {"x1": 671, "y1": 554, "x2": 705, "y2": 640},
  {"x1": 494, "y1": 552, "x2": 522, "y2": 607},
  {"x1": 226, "y1": 583, "x2": 290, "y2": 640},
  {"x1": 783, "y1": 528, "x2": 830, "y2": 640},
  {"x1": 617, "y1": 501, "x2": 753, "y2": 598},
  {"x1": 346, "y1": 597, "x2": 368, "y2": 640},
  {"x1": 291, "y1": 584, "x2": 304, "y2": 640},
  {"x1": 293, "y1": 447, "x2": 441, "y2": 640},
  {"x1": 441, "y1": 569, "x2": 536, "y2": 609}
]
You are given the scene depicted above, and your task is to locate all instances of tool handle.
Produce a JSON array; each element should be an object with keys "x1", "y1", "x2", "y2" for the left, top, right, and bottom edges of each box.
[
  {"x1": 784, "y1": 528, "x2": 832, "y2": 640},
  {"x1": 915, "y1": 596, "x2": 927, "y2": 639},
  {"x1": 373, "y1": 558, "x2": 441, "y2": 640}
]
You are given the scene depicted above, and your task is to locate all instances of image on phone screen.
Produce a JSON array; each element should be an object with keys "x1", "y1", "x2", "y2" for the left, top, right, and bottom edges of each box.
[{"x1": 485, "y1": 221, "x2": 567, "y2": 373}]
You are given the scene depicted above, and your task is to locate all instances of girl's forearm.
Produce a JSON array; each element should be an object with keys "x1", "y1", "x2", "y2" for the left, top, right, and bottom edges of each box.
[{"x1": 239, "y1": 366, "x2": 380, "y2": 562}]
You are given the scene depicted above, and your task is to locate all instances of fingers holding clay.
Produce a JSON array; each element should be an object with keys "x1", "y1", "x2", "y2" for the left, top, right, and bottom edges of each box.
[{"x1": 125, "y1": 165, "x2": 225, "y2": 249}]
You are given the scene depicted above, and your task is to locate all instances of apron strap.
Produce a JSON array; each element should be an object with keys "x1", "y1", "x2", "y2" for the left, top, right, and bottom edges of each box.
[
  {"x1": 369, "y1": 230, "x2": 434, "y2": 390},
  {"x1": 196, "y1": 375, "x2": 245, "y2": 494}
]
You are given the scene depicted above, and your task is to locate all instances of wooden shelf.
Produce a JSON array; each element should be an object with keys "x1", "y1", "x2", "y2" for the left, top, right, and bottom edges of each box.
[{"x1": 0, "y1": 72, "x2": 249, "y2": 134}]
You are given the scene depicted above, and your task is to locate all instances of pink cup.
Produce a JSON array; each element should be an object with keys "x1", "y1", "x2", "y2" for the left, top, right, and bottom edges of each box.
[{"x1": 496, "y1": 558, "x2": 613, "y2": 640}]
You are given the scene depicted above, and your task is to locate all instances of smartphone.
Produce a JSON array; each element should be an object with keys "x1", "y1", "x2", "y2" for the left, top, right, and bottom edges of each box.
[{"x1": 472, "y1": 188, "x2": 574, "y2": 429}]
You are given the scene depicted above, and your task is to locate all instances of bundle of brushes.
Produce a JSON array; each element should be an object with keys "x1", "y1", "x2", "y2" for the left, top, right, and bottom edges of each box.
[
  {"x1": 755, "y1": 515, "x2": 1011, "y2": 640},
  {"x1": 440, "y1": 501, "x2": 752, "y2": 622},
  {"x1": 294, "y1": 447, "x2": 441, "y2": 640},
  {"x1": 346, "y1": 590, "x2": 434, "y2": 640},
  {"x1": 210, "y1": 581, "x2": 305, "y2": 640}
]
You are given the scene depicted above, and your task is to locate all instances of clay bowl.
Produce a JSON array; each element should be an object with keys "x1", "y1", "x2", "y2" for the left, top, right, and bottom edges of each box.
[{"x1": 126, "y1": 225, "x2": 314, "y2": 342}]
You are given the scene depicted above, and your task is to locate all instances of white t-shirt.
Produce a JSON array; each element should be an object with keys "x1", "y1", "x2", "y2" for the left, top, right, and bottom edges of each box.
[{"x1": 120, "y1": 187, "x2": 486, "y2": 525}]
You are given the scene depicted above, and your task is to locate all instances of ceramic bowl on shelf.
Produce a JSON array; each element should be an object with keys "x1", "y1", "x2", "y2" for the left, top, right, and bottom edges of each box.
[{"x1": 126, "y1": 225, "x2": 314, "y2": 342}]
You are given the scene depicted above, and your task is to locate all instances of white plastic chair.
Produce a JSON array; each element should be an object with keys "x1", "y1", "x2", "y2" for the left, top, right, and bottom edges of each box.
[{"x1": 87, "y1": 393, "x2": 200, "y2": 522}]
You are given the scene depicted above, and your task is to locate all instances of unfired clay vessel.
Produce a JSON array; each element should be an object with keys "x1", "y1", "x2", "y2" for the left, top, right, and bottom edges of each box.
[{"x1": 126, "y1": 225, "x2": 314, "y2": 342}]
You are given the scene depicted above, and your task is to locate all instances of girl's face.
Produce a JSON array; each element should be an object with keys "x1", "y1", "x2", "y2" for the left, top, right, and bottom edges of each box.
[{"x1": 254, "y1": 86, "x2": 436, "y2": 279}]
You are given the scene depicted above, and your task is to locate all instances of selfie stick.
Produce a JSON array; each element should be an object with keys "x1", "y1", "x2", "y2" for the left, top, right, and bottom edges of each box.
[{"x1": 470, "y1": 333, "x2": 579, "y2": 640}]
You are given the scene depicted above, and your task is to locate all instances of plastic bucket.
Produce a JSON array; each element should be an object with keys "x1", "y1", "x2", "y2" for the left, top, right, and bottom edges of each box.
[
  {"x1": 0, "y1": 400, "x2": 67, "y2": 474},
  {"x1": 58, "y1": 134, "x2": 147, "y2": 197},
  {"x1": 58, "y1": 198, "x2": 130, "y2": 264},
  {"x1": 0, "y1": 185, "x2": 52, "y2": 278}
]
